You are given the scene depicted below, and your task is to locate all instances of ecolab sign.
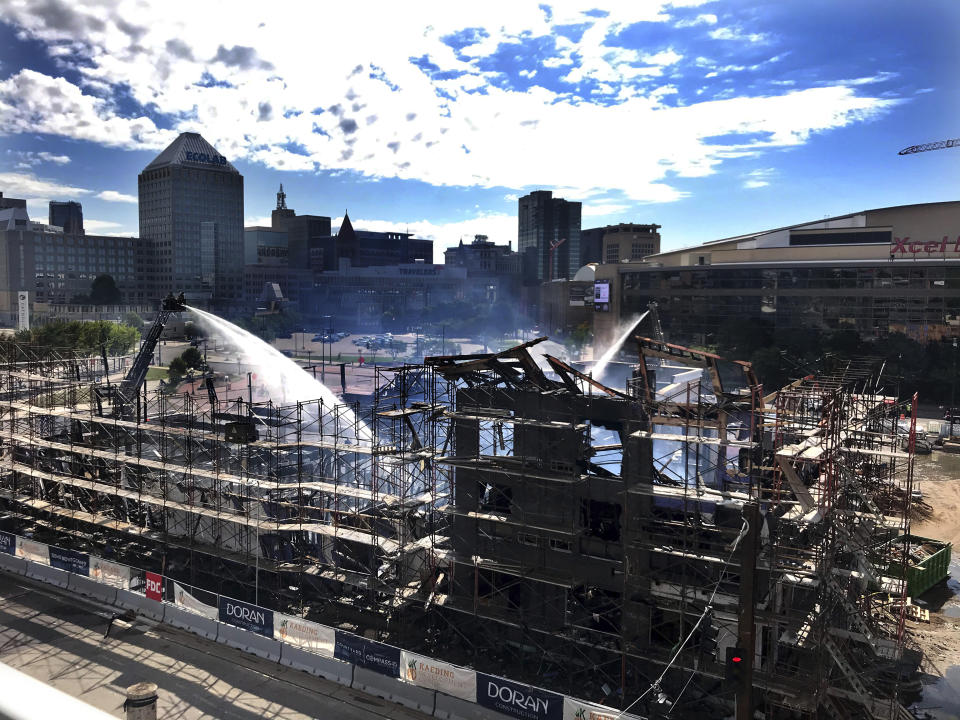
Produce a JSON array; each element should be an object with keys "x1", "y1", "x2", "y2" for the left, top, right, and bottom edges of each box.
[{"x1": 891, "y1": 236, "x2": 960, "y2": 256}]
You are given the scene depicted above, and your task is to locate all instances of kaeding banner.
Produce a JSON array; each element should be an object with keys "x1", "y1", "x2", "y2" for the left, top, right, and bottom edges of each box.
[
  {"x1": 15, "y1": 537, "x2": 48, "y2": 565},
  {"x1": 274, "y1": 612, "x2": 335, "y2": 657},
  {"x1": 173, "y1": 583, "x2": 218, "y2": 620},
  {"x1": 562, "y1": 696, "x2": 620, "y2": 720},
  {"x1": 399, "y1": 650, "x2": 477, "y2": 702},
  {"x1": 90, "y1": 557, "x2": 131, "y2": 589}
]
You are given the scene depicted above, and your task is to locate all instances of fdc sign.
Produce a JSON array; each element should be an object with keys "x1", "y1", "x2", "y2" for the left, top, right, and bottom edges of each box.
[{"x1": 145, "y1": 572, "x2": 163, "y2": 601}]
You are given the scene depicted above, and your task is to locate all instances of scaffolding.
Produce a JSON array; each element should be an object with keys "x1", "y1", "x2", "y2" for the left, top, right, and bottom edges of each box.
[{"x1": 0, "y1": 333, "x2": 923, "y2": 719}]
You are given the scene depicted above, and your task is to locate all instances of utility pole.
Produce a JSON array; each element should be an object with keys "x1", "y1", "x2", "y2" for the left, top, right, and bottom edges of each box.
[{"x1": 736, "y1": 501, "x2": 760, "y2": 720}]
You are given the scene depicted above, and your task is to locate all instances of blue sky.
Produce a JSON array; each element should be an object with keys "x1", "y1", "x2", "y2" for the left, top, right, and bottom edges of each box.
[{"x1": 0, "y1": 0, "x2": 958, "y2": 258}]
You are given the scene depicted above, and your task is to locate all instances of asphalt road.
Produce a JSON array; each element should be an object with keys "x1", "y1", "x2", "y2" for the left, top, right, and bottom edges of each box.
[{"x1": 0, "y1": 572, "x2": 432, "y2": 720}]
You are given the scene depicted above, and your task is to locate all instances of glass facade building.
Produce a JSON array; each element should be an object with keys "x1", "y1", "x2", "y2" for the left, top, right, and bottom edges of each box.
[
  {"x1": 138, "y1": 132, "x2": 244, "y2": 309},
  {"x1": 595, "y1": 201, "x2": 960, "y2": 346}
]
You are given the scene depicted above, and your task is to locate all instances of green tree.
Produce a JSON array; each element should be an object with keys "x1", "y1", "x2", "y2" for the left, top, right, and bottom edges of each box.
[
  {"x1": 181, "y1": 346, "x2": 204, "y2": 370},
  {"x1": 123, "y1": 312, "x2": 144, "y2": 330},
  {"x1": 167, "y1": 355, "x2": 187, "y2": 382},
  {"x1": 89, "y1": 275, "x2": 122, "y2": 305}
]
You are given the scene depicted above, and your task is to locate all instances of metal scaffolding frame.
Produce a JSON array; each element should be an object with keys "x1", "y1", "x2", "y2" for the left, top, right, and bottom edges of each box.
[{"x1": 0, "y1": 335, "x2": 923, "y2": 719}]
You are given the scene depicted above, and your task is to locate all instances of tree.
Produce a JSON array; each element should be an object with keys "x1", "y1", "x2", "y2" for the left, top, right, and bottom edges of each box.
[
  {"x1": 90, "y1": 275, "x2": 121, "y2": 305},
  {"x1": 181, "y1": 346, "x2": 204, "y2": 370},
  {"x1": 167, "y1": 355, "x2": 187, "y2": 382},
  {"x1": 123, "y1": 312, "x2": 144, "y2": 330}
]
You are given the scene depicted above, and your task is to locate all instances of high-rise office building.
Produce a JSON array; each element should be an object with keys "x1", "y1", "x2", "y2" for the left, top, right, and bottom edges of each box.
[
  {"x1": 138, "y1": 132, "x2": 244, "y2": 308},
  {"x1": 49, "y1": 201, "x2": 84, "y2": 235},
  {"x1": 517, "y1": 190, "x2": 581, "y2": 283}
]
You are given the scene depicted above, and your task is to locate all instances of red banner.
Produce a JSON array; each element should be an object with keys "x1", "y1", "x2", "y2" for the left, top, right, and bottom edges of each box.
[{"x1": 145, "y1": 571, "x2": 163, "y2": 601}]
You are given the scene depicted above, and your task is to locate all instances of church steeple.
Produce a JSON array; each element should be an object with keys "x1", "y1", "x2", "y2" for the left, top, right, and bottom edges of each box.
[{"x1": 270, "y1": 184, "x2": 296, "y2": 230}]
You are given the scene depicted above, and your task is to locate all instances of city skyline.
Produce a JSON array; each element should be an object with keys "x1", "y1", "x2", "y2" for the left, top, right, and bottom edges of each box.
[{"x1": 1, "y1": 1, "x2": 959, "y2": 259}]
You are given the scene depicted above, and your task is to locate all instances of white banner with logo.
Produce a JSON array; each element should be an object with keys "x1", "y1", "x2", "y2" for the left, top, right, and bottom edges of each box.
[
  {"x1": 173, "y1": 582, "x2": 218, "y2": 620},
  {"x1": 15, "y1": 537, "x2": 48, "y2": 565},
  {"x1": 400, "y1": 650, "x2": 477, "y2": 702},
  {"x1": 90, "y1": 557, "x2": 131, "y2": 589},
  {"x1": 274, "y1": 612, "x2": 335, "y2": 657},
  {"x1": 563, "y1": 697, "x2": 621, "y2": 720}
]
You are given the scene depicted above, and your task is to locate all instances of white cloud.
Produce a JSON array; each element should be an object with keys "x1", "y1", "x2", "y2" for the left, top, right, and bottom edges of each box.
[
  {"x1": 0, "y1": 2, "x2": 900, "y2": 207},
  {"x1": 583, "y1": 202, "x2": 633, "y2": 217},
  {"x1": 97, "y1": 190, "x2": 137, "y2": 203},
  {"x1": 4, "y1": 150, "x2": 71, "y2": 167},
  {"x1": 742, "y1": 168, "x2": 775, "y2": 189},
  {"x1": 0, "y1": 171, "x2": 91, "y2": 199},
  {"x1": 84, "y1": 219, "x2": 123, "y2": 232},
  {"x1": 0, "y1": 70, "x2": 176, "y2": 150},
  {"x1": 675, "y1": 13, "x2": 718, "y2": 27}
]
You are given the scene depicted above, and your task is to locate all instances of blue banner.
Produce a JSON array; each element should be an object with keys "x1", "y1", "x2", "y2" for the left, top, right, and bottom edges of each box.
[
  {"x1": 333, "y1": 632, "x2": 401, "y2": 677},
  {"x1": 48, "y1": 546, "x2": 89, "y2": 576},
  {"x1": 477, "y1": 673, "x2": 563, "y2": 720},
  {"x1": 334, "y1": 631, "x2": 366, "y2": 666},
  {"x1": 361, "y1": 639, "x2": 400, "y2": 677},
  {"x1": 218, "y1": 597, "x2": 274, "y2": 638},
  {"x1": 0, "y1": 531, "x2": 14, "y2": 556}
]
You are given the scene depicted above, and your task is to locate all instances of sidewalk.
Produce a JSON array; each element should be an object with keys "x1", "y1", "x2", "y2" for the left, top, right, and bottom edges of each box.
[{"x1": 0, "y1": 572, "x2": 431, "y2": 720}]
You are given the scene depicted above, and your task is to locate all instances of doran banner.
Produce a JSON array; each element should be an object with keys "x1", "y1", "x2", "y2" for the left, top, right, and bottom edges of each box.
[
  {"x1": 90, "y1": 557, "x2": 131, "y2": 589},
  {"x1": 173, "y1": 583, "x2": 218, "y2": 620},
  {"x1": 399, "y1": 650, "x2": 476, "y2": 702},
  {"x1": 274, "y1": 612, "x2": 335, "y2": 657},
  {"x1": 562, "y1": 697, "x2": 620, "y2": 720},
  {"x1": 15, "y1": 537, "x2": 48, "y2": 565},
  {"x1": 0, "y1": 531, "x2": 15, "y2": 555},
  {"x1": 477, "y1": 673, "x2": 563, "y2": 720}
]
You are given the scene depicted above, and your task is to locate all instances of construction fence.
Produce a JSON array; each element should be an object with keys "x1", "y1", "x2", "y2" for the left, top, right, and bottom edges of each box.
[{"x1": 0, "y1": 530, "x2": 640, "y2": 720}]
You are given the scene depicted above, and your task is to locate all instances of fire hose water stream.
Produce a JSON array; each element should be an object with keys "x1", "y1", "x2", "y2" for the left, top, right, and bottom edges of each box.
[{"x1": 187, "y1": 306, "x2": 371, "y2": 443}]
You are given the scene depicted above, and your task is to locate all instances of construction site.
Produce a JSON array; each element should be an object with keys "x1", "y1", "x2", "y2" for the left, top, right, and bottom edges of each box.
[{"x1": 0, "y1": 298, "x2": 941, "y2": 719}]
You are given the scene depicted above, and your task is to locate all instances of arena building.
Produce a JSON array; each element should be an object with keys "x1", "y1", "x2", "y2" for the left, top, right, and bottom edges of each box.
[{"x1": 593, "y1": 200, "x2": 960, "y2": 346}]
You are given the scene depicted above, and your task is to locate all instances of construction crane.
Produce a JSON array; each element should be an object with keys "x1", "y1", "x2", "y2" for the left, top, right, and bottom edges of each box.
[
  {"x1": 547, "y1": 237, "x2": 566, "y2": 282},
  {"x1": 898, "y1": 137, "x2": 960, "y2": 155},
  {"x1": 113, "y1": 292, "x2": 187, "y2": 415}
]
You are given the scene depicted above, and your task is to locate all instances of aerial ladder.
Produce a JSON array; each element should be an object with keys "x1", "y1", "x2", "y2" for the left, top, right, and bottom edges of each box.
[{"x1": 111, "y1": 292, "x2": 187, "y2": 416}]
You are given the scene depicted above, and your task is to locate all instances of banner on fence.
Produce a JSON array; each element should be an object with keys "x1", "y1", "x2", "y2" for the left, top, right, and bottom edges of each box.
[
  {"x1": 145, "y1": 571, "x2": 163, "y2": 601},
  {"x1": 400, "y1": 650, "x2": 476, "y2": 702},
  {"x1": 274, "y1": 612, "x2": 335, "y2": 657},
  {"x1": 48, "y1": 547, "x2": 89, "y2": 576},
  {"x1": 334, "y1": 632, "x2": 400, "y2": 677},
  {"x1": 477, "y1": 673, "x2": 563, "y2": 720},
  {"x1": 219, "y1": 596, "x2": 274, "y2": 638},
  {"x1": 562, "y1": 697, "x2": 619, "y2": 720},
  {"x1": 90, "y1": 557, "x2": 131, "y2": 589},
  {"x1": 15, "y1": 538, "x2": 48, "y2": 565},
  {"x1": 173, "y1": 583, "x2": 218, "y2": 620},
  {"x1": 0, "y1": 531, "x2": 14, "y2": 555}
]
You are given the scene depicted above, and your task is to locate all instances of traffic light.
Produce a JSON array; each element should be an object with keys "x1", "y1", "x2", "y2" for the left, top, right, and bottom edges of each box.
[{"x1": 725, "y1": 646, "x2": 747, "y2": 688}]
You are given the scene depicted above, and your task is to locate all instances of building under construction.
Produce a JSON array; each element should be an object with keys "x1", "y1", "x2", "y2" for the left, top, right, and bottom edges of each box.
[{"x1": 0, "y1": 306, "x2": 931, "y2": 719}]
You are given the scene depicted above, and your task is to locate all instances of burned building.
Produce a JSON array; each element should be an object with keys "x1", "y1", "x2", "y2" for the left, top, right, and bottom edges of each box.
[{"x1": 0, "y1": 318, "x2": 929, "y2": 718}]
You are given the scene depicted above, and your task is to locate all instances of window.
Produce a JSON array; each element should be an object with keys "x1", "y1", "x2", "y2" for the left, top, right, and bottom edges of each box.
[{"x1": 606, "y1": 243, "x2": 620, "y2": 263}]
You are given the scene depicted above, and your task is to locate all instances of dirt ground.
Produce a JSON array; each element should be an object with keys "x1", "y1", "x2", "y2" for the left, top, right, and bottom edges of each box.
[{"x1": 906, "y1": 447, "x2": 960, "y2": 672}]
